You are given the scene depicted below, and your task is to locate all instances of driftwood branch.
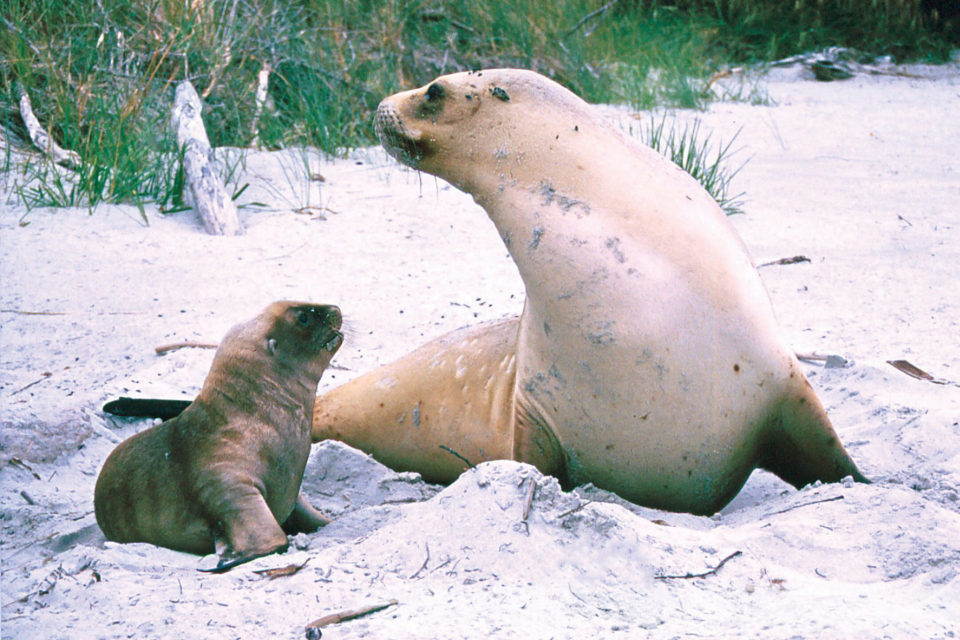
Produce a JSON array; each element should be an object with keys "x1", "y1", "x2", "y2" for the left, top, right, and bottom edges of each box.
[
  {"x1": 171, "y1": 81, "x2": 242, "y2": 236},
  {"x1": 18, "y1": 90, "x2": 81, "y2": 169},
  {"x1": 154, "y1": 341, "x2": 218, "y2": 355},
  {"x1": 655, "y1": 550, "x2": 742, "y2": 580},
  {"x1": 250, "y1": 62, "x2": 272, "y2": 148},
  {"x1": 305, "y1": 599, "x2": 399, "y2": 633}
]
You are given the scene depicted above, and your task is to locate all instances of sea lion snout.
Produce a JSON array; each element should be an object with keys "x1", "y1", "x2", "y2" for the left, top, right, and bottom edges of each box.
[
  {"x1": 291, "y1": 304, "x2": 343, "y2": 353},
  {"x1": 375, "y1": 99, "x2": 424, "y2": 167}
]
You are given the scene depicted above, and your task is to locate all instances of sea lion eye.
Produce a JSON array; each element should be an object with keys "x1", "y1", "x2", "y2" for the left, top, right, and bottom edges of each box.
[
  {"x1": 297, "y1": 310, "x2": 310, "y2": 326},
  {"x1": 425, "y1": 83, "x2": 444, "y2": 102}
]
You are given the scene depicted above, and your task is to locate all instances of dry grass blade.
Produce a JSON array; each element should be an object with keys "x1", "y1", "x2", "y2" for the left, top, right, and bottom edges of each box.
[{"x1": 887, "y1": 360, "x2": 960, "y2": 387}]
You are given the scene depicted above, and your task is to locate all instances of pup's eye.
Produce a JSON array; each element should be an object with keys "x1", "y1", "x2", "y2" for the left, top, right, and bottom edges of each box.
[
  {"x1": 425, "y1": 83, "x2": 444, "y2": 102},
  {"x1": 297, "y1": 310, "x2": 310, "y2": 326}
]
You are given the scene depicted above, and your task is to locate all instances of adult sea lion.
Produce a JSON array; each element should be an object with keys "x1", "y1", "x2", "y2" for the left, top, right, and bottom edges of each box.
[
  {"x1": 325, "y1": 68, "x2": 867, "y2": 515},
  {"x1": 95, "y1": 301, "x2": 343, "y2": 571}
]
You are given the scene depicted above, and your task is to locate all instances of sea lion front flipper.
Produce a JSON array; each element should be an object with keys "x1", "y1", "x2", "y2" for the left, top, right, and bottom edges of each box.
[
  {"x1": 281, "y1": 493, "x2": 330, "y2": 534},
  {"x1": 201, "y1": 485, "x2": 290, "y2": 572},
  {"x1": 760, "y1": 379, "x2": 869, "y2": 488}
]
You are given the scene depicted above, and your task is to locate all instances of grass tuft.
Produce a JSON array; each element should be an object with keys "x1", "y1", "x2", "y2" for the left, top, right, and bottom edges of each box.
[{"x1": 1, "y1": 0, "x2": 956, "y2": 211}]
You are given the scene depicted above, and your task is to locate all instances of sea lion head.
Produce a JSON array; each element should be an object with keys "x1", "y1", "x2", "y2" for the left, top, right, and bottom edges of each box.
[
  {"x1": 216, "y1": 301, "x2": 343, "y2": 385},
  {"x1": 375, "y1": 69, "x2": 597, "y2": 193}
]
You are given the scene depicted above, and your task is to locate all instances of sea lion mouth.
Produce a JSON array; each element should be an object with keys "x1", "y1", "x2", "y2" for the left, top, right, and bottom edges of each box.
[
  {"x1": 375, "y1": 101, "x2": 426, "y2": 167},
  {"x1": 323, "y1": 331, "x2": 344, "y2": 354}
]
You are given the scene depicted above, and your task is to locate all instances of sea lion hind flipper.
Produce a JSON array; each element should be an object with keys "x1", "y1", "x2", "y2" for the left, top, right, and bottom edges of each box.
[
  {"x1": 281, "y1": 493, "x2": 331, "y2": 534},
  {"x1": 102, "y1": 397, "x2": 192, "y2": 420},
  {"x1": 759, "y1": 388, "x2": 869, "y2": 488}
]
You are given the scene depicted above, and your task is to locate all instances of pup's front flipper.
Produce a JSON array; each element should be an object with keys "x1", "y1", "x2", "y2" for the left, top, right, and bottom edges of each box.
[
  {"x1": 198, "y1": 489, "x2": 289, "y2": 573},
  {"x1": 282, "y1": 493, "x2": 330, "y2": 534}
]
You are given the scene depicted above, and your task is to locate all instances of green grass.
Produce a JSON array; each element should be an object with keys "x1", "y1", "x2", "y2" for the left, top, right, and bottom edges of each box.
[{"x1": 2, "y1": 0, "x2": 956, "y2": 212}]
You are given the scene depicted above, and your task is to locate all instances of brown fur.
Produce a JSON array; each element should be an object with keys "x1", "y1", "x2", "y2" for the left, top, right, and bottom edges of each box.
[{"x1": 96, "y1": 302, "x2": 342, "y2": 571}]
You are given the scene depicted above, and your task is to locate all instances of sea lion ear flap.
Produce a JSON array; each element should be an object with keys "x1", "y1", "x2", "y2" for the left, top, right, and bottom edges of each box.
[{"x1": 266, "y1": 338, "x2": 278, "y2": 356}]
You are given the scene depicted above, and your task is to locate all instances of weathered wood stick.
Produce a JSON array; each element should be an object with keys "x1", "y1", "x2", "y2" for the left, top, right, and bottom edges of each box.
[
  {"x1": 171, "y1": 81, "x2": 242, "y2": 236},
  {"x1": 305, "y1": 599, "x2": 399, "y2": 631},
  {"x1": 18, "y1": 90, "x2": 81, "y2": 169},
  {"x1": 250, "y1": 62, "x2": 271, "y2": 147}
]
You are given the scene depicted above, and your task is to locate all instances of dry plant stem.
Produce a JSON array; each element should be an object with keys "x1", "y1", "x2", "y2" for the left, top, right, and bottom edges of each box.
[
  {"x1": 18, "y1": 91, "x2": 81, "y2": 169},
  {"x1": 655, "y1": 550, "x2": 742, "y2": 580},
  {"x1": 305, "y1": 599, "x2": 399, "y2": 630},
  {"x1": 154, "y1": 341, "x2": 218, "y2": 355},
  {"x1": 558, "y1": 500, "x2": 593, "y2": 518},
  {"x1": 766, "y1": 495, "x2": 844, "y2": 517},
  {"x1": 171, "y1": 81, "x2": 242, "y2": 235},
  {"x1": 409, "y1": 543, "x2": 430, "y2": 579}
]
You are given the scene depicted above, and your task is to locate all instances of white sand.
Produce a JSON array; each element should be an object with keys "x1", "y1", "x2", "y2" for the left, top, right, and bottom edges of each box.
[{"x1": 2, "y1": 64, "x2": 959, "y2": 639}]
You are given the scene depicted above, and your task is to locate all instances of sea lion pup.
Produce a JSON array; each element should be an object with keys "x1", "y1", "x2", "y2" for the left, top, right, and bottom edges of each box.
[
  {"x1": 313, "y1": 69, "x2": 867, "y2": 516},
  {"x1": 95, "y1": 301, "x2": 343, "y2": 571}
]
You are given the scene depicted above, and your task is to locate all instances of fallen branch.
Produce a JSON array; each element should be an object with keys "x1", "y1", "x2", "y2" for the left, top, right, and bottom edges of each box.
[
  {"x1": 17, "y1": 89, "x2": 81, "y2": 169},
  {"x1": 253, "y1": 557, "x2": 310, "y2": 580},
  {"x1": 155, "y1": 341, "x2": 218, "y2": 355},
  {"x1": 305, "y1": 599, "x2": 399, "y2": 634},
  {"x1": 766, "y1": 494, "x2": 844, "y2": 517},
  {"x1": 655, "y1": 550, "x2": 742, "y2": 580},
  {"x1": 171, "y1": 81, "x2": 242, "y2": 235}
]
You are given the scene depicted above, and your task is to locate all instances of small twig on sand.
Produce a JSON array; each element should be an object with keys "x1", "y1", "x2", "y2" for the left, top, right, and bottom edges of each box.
[
  {"x1": 409, "y1": 542, "x2": 430, "y2": 579},
  {"x1": 558, "y1": 500, "x2": 593, "y2": 518},
  {"x1": 20, "y1": 491, "x2": 36, "y2": 505},
  {"x1": 766, "y1": 495, "x2": 844, "y2": 517},
  {"x1": 11, "y1": 372, "x2": 53, "y2": 396},
  {"x1": 655, "y1": 550, "x2": 742, "y2": 580},
  {"x1": 155, "y1": 341, "x2": 219, "y2": 355},
  {"x1": 253, "y1": 557, "x2": 310, "y2": 580},
  {"x1": 438, "y1": 445, "x2": 475, "y2": 470},
  {"x1": 758, "y1": 255, "x2": 810, "y2": 268},
  {"x1": 521, "y1": 477, "x2": 536, "y2": 522},
  {"x1": 1, "y1": 309, "x2": 67, "y2": 316},
  {"x1": 305, "y1": 599, "x2": 399, "y2": 633}
]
